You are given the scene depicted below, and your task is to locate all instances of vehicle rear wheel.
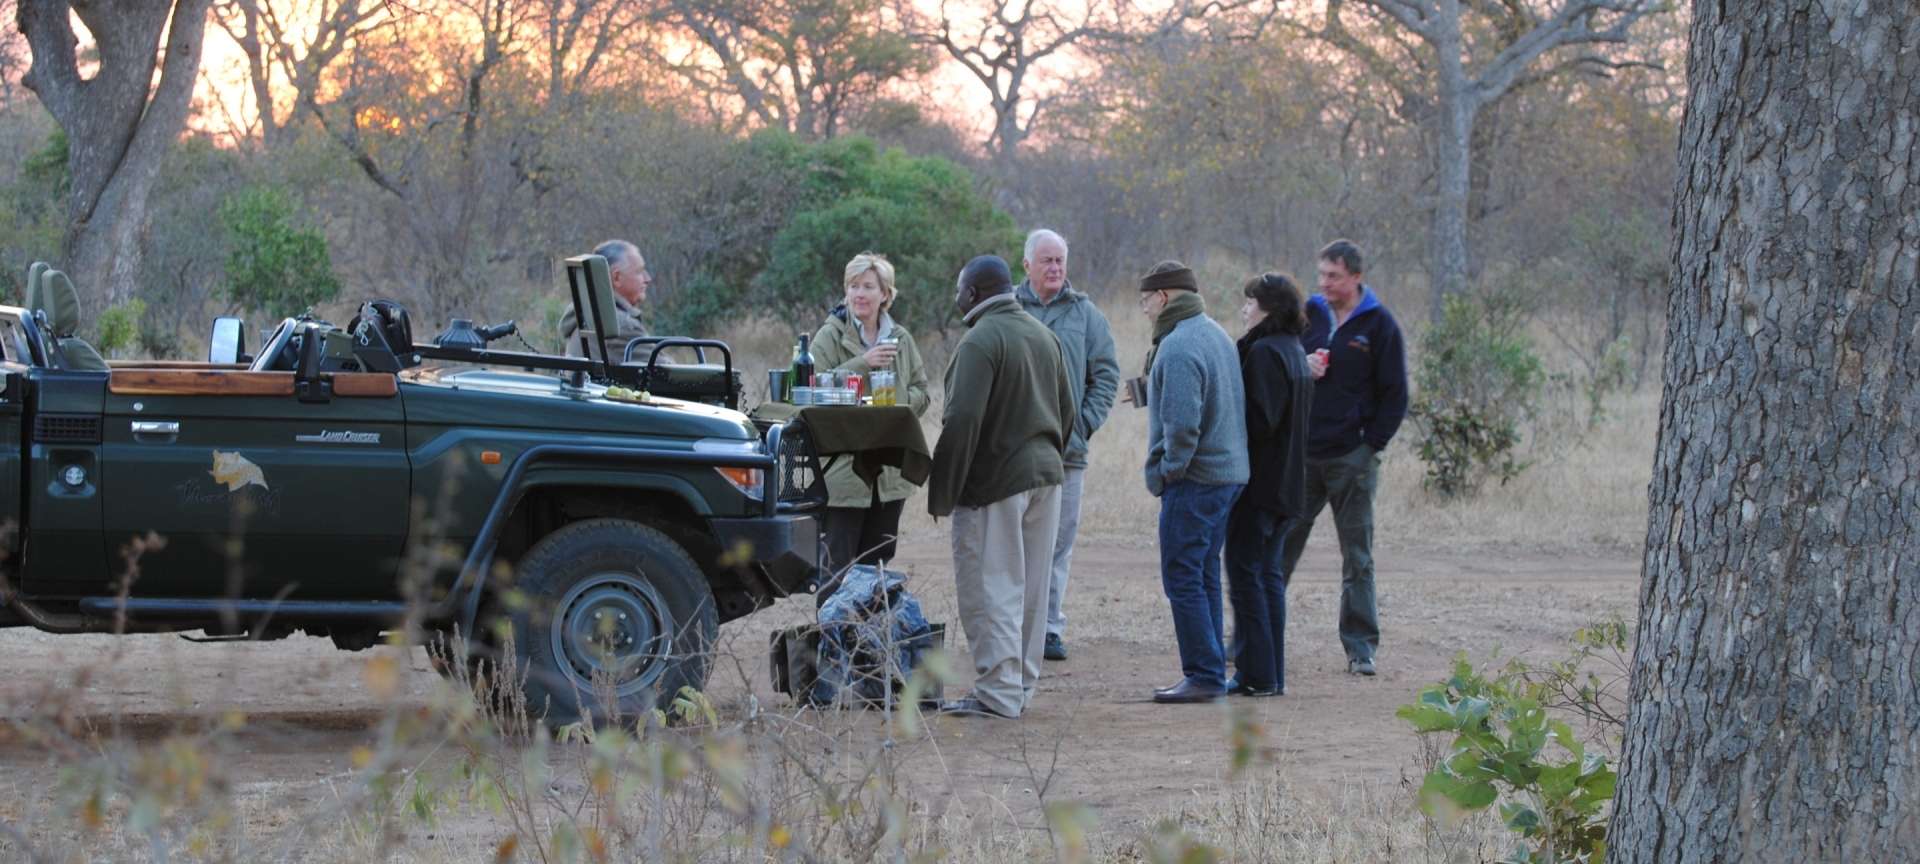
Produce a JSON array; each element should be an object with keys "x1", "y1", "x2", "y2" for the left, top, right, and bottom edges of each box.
[{"x1": 511, "y1": 518, "x2": 717, "y2": 726}]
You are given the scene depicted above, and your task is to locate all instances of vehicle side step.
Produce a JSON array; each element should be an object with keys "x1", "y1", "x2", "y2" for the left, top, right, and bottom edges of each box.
[{"x1": 76, "y1": 598, "x2": 412, "y2": 620}]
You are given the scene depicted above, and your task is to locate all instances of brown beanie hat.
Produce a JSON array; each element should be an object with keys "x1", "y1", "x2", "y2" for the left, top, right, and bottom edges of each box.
[{"x1": 1139, "y1": 260, "x2": 1198, "y2": 293}]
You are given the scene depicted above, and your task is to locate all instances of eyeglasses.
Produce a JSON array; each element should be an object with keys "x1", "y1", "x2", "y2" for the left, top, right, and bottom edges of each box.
[{"x1": 1138, "y1": 290, "x2": 1165, "y2": 311}]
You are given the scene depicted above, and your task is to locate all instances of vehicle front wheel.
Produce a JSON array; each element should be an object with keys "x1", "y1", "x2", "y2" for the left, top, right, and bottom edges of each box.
[{"x1": 511, "y1": 518, "x2": 718, "y2": 726}]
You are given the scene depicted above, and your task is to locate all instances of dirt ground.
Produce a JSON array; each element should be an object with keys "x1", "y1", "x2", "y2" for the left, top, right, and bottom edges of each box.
[{"x1": 0, "y1": 531, "x2": 1641, "y2": 849}]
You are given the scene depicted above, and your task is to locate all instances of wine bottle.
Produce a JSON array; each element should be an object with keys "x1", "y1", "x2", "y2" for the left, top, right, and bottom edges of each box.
[{"x1": 789, "y1": 334, "x2": 814, "y2": 397}]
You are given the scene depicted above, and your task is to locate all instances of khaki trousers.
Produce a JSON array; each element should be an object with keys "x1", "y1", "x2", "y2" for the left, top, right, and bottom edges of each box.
[{"x1": 950, "y1": 484, "x2": 1062, "y2": 717}]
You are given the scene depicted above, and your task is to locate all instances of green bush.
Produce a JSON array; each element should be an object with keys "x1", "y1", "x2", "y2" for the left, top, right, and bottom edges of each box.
[
  {"x1": 748, "y1": 133, "x2": 1018, "y2": 334},
  {"x1": 652, "y1": 271, "x2": 741, "y2": 343},
  {"x1": 95, "y1": 299, "x2": 147, "y2": 357},
  {"x1": 1399, "y1": 619, "x2": 1630, "y2": 864},
  {"x1": 1411, "y1": 289, "x2": 1544, "y2": 497},
  {"x1": 21, "y1": 129, "x2": 71, "y2": 203},
  {"x1": 219, "y1": 184, "x2": 341, "y2": 319}
]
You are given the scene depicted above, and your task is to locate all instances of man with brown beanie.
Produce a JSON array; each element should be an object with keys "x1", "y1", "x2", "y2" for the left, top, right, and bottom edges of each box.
[
  {"x1": 1138, "y1": 261, "x2": 1249, "y2": 704},
  {"x1": 929, "y1": 255, "x2": 1077, "y2": 719}
]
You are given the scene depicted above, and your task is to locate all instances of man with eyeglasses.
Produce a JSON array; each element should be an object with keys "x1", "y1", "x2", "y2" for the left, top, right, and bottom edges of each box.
[{"x1": 1137, "y1": 261, "x2": 1249, "y2": 704}]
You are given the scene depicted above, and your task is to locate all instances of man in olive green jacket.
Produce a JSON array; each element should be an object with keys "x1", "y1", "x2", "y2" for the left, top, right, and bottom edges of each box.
[{"x1": 930, "y1": 255, "x2": 1076, "y2": 719}]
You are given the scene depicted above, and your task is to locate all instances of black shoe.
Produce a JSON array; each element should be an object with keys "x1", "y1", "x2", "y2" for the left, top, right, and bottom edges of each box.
[
  {"x1": 1152, "y1": 680, "x2": 1226, "y2": 704},
  {"x1": 1348, "y1": 657, "x2": 1376, "y2": 677},
  {"x1": 1225, "y1": 677, "x2": 1282, "y2": 697},
  {"x1": 936, "y1": 696, "x2": 1015, "y2": 719},
  {"x1": 1044, "y1": 633, "x2": 1068, "y2": 661}
]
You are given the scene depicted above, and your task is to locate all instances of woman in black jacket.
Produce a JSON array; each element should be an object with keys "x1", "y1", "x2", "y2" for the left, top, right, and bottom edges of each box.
[{"x1": 1224, "y1": 273, "x2": 1314, "y2": 696}]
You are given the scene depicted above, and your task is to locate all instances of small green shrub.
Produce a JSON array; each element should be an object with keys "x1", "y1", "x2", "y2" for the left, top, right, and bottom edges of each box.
[
  {"x1": 653, "y1": 271, "x2": 740, "y2": 341},
  {"x1": 1411, "y1": 289, "x2": 1543, "y2": 497},
  {"x1": 95, "y1": 299, "x2": 147, "y2": 357},
  {"x1": 1400, "y1": 619, "x2": 1630, "y2": 864},
  {"x1": 219, "y1": 184, "x2": 341, "y2": 319},
  {"x1": 22, "y1": 129, "x2": 71, "y2": 202}
]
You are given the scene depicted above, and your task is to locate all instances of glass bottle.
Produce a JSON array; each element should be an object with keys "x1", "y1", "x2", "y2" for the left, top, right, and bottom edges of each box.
[{"x1": 789, "y1": 334, "x2": 814, "y2": 400}]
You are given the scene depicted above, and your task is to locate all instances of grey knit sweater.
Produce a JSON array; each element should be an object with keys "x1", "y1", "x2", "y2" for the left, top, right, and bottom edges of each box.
[{"x1": 1145, "y1": 314, "x2": 1251, "y2": 496}]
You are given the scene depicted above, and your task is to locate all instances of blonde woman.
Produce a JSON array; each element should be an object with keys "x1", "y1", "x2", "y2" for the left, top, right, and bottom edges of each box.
[{"x1": 809, "y1": 252, "x2": 932, "y2": 575}]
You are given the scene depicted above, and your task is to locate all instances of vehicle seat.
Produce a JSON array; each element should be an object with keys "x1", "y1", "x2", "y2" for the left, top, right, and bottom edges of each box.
[
  {"x1": 34, "y1": 269, "x2": 108, "y2": 372},
  {"x1": 23, "y1": 261, "x2": 48, "y2": 309}
]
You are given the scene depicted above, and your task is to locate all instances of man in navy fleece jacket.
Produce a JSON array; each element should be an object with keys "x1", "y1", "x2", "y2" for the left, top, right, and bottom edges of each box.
[{"x1": 1281, "y1": 239, "x2": 1408, "y2": 677}]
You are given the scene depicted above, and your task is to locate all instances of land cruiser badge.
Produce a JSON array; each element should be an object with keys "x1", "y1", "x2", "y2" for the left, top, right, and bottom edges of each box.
[{"x1": 295, "y1": 430, "x2": 382, "y2": 444}]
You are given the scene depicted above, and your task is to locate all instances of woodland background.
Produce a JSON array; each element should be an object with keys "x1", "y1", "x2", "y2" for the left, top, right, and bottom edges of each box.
[{"x1": 0, "y1": 0, "x2": 1681, "y2": 387}]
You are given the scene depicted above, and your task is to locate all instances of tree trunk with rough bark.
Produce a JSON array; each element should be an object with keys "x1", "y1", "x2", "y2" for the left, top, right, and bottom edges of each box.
[
  {"x1": 1428, "y1": 2, "x2": 1473, "y2": 322},
  {"x1": 1609, "y1": 3, "x2": 1919, "y2": 861},
  {"x1": 16, "y1": 0, "x2": 211, "y2": 312}
]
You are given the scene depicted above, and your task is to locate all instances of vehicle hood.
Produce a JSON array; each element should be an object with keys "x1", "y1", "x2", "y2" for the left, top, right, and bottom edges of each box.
[{"x1": 399, "y1": 368, "x2": 757, "y2": 441}]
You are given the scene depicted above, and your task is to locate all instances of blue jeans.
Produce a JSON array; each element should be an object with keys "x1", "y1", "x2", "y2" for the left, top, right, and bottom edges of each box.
[
  {"x1": 1225, "y1": 504, "x2": 1291, "y2": 692},
  {"x1": 1158, "y1": 480, "x2": 1244, "y2": 689}
]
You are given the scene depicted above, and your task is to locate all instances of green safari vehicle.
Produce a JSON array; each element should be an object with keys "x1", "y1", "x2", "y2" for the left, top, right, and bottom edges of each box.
[{"x1": 0, "y1": 256, "x2": 825, "y2": 724}]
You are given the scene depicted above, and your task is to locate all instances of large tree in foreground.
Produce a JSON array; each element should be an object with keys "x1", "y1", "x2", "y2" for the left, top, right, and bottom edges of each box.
[
  {"x1": 16, "y1": 0, "x2": 212, "y2": 310},
  {"x1": 1609, "y1": 3, "x2": 1917, "y2": 860}
]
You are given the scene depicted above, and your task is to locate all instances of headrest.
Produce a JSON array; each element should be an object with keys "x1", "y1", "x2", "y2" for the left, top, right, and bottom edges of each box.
[
  {"x1": 24, "y1": 262, "x2": 48, "y2": 310},
  {"x1": 36, "y1": 269, "x2": 81, "y2": 337}
]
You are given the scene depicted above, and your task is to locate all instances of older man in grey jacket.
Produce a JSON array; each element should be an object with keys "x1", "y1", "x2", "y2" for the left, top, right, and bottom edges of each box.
[
  {"x1": 1138, "y1": 261, "x2": 1249, "y2": 704},
  {"x1": 1016, "y1": 229, "x2": 1120, "y2": 662}
]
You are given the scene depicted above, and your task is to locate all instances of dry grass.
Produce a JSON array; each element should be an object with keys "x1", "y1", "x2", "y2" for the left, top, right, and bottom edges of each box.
[{"x1": 0, "y1": 625, "x2": 1515, "y2": 863}]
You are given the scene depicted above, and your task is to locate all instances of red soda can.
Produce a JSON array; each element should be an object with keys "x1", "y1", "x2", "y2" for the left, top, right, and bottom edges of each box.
[{"x1": 845, "y1": 373, "x2": 863, "y2": 399}]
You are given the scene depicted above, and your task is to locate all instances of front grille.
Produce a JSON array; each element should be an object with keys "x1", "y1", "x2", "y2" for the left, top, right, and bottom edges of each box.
[
  {"x1": 774, "y1": 421, "x2": 826, "y2": 508},
  {"x1": 34, "y1": 413, "x2": 101, "y2": 444}
]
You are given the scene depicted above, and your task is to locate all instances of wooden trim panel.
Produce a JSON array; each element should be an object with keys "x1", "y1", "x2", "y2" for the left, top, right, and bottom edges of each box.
[
  {"x1": 109, "y1": 370, "x2": 294, "y2": 396},
  {"x1": 107, "y1": 369, "x2": 398, "y2": 398},
  {"x1": 334, "y1": 373, "x2": 398, "y2": 398}
]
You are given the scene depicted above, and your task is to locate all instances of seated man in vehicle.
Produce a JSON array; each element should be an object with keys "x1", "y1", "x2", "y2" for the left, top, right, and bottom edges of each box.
[{"x1": 559, "y1": 239, "x2": 652, "y2": 361}]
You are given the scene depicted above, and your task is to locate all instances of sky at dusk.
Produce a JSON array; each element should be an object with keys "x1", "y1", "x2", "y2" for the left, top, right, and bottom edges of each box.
[{"x1": 184, "y1": 1, "x2": 1100, "y2": 148}]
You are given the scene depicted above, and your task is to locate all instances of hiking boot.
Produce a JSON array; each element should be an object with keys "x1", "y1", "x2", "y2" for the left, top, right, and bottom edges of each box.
[
  {"x1": 1044, "y1": 633, "x2": 1068, "y2": 661},
  {"x1": 1348, "y1": 657, "x2": 1376, "y2": 677}
]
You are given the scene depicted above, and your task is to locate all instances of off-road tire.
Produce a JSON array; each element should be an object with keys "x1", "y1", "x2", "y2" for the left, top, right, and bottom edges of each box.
[{"x1": 511, "y1": 518, "x2": 718, "y2": 726}]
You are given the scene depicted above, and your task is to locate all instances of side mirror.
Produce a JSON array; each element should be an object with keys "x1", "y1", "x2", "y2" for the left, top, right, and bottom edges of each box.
[{"x1": 209, "y1": 317, "x2": 247, "y2": 364}]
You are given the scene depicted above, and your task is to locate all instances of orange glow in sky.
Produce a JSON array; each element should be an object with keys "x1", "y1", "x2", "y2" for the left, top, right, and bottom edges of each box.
[{"x1": 186, "y1": 1, "x2": 1110, "y2": 148}]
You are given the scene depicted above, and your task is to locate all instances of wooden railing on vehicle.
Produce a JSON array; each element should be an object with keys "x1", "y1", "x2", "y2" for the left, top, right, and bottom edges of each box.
[
  {"x1": 107, "y1": 370, "x2": 399, "y2": 398},
  {"x1": 333, "y1": 373, "x2": 398, "y2": 398}
]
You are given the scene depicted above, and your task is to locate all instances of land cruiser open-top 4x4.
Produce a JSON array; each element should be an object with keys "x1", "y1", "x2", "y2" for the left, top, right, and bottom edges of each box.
[{"x1": 0, "y1": 255, "x2": 824, "y2": 724}]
